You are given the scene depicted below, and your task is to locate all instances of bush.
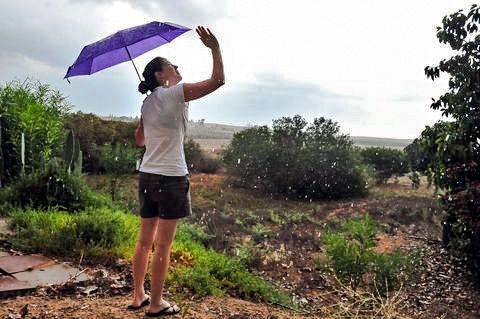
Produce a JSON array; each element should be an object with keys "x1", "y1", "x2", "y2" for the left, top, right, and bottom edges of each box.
[
  {"x1": 222, "y1": 115, "x2": 367, "y2": 200},
  {"x1": 9, "y1": 165, "x2": 106, "y2": 212},
  {"x1": 8, "y1": 207, "x2": 139, "y2": 260},
  {"x1": 99, "y1": 143, "x2": 143, "y2": 201},
  {"x1": 64, "y1": 112, "x2": 139, "y2": 174},
  {"x1": 359, "y1": 147, "x2": 408, "y2": 184},
  {"x1": 442, "y1": 177, "x2": 480, "y2": 271},
  {"x1": 0, "y1": 80, "x2": 70, "y2": 185},
  {"x1": 321, "y1": 215, "x2": 411, "y2": 295},
  {"x1": 0, "y1": 186, "x2": 14, "y2": 216},
  {"x1": 184, "y1": 137, "x2": 221, "y2": 174}
]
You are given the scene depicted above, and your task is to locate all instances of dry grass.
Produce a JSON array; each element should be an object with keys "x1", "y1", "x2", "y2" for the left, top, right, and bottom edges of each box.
[{"x1": 318, "y1": 279, "x2": 411, "y2": 319}]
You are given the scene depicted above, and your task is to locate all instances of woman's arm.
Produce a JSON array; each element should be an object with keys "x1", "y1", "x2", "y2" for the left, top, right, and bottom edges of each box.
[
  {"x1": 184, "y1": 26, "x2": 225, "y2": 102},
  {"x1": 135, "y1": 117, "x2": 145, "y2": 147}
]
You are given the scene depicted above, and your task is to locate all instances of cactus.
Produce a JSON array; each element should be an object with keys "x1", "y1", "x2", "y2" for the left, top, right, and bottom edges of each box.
[
  {"x1": 62, "y1": 129, "x2": 82, "y2": 174},
  {"x1": 73, "y1": 150, "x2": 82, "y2": 175},
  {"x1": 63, "y1": 130, "x2": 74, "y2": 173}
]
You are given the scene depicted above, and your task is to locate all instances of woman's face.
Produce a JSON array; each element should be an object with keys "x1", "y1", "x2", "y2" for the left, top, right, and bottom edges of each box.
[{"x1": 155, "y1": 59, "x2": 182, "y2": 85}]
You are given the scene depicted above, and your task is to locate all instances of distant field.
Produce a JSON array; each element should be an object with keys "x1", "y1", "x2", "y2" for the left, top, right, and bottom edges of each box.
[
  {"x1": 193, "y1": 138, "x2": 231, "y2": 154},
  {"x1": 188, "y1": 123, "x2": 413, "y2": 151},
  {"x1": 101, "y1": 117, "x2": 414, "y2": 151},
  {"x1": 350, "y1": 136, "x2": 413, "y2": 150}
]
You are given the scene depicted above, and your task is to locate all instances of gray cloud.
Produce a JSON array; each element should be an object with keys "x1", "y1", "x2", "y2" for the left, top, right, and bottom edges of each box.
[
  {"x1": 190, "y1": 73, "x2": 366, "y2": 129},
  {"x1": 129, "y1": 0, "x2": 227, "y2": 25},
  {"x1": 0, "y1": 1, "x2": 102, "y2": 73},
  {"x1": 66, "y1": 0, "x2": 227, "y2": 26},
  {"x1": 392, "y1": 94, "x2": 422, "y2": 102}
]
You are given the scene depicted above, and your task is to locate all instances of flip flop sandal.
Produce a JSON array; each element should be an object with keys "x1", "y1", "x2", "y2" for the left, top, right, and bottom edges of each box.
[
  {"x1": 127, "y1": 297, "x2": 150, "y2": 310},
  {"x1": 145, "y1": 304, "x2": 181, "y2": 317}
]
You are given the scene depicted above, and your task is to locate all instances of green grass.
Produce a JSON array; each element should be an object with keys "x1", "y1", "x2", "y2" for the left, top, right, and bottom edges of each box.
[
  {"x1": 250, "y1": 222, "x2": 274, "y2": 238},
  {"x1": 170, "y1": 224, "x2": 295, "y2": 307},
  {"x1": 8, "y1": 207, "x2": 139, "y2": 260}
]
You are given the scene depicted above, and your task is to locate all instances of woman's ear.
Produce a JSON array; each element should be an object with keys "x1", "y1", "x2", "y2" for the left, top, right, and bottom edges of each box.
[
  {"x1": 154, "y1": 71, "x2": 169, "y2": 86},
  {"x1": 154, "y1": 71, "x2": 163, "y2": 82}
]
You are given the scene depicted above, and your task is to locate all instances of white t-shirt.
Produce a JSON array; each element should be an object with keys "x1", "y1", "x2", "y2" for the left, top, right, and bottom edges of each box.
[{"x1": 139, "y1": 84, "x2": 189, "y2": 176}]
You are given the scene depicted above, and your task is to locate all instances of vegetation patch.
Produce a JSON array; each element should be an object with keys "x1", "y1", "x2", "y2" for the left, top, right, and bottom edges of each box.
[
  {"x1": 8, "y1": 207, "x2": 139, "y2": 261},
  {"x1": 169, "y1": 223, "x2": 296, "y2": 307},
  {"x1": 6, "y1": 206, "x2": 295, "y2": 307},
  {"x1": 222, "y1": 115, "x2": 368, "y2": 200},
  {"x1": 319, "y1": 214, "x2": 414, "y2": 296}
]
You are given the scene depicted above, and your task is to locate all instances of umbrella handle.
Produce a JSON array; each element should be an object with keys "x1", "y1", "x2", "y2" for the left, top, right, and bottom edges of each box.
[{"x1": 125, "y1": 47, "x2": 142, "y2": 82}]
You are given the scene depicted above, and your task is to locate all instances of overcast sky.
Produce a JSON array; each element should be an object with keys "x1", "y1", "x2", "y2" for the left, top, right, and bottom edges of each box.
[{"x1": 0, "y1": 0, "x2": 474, "y2": 138}]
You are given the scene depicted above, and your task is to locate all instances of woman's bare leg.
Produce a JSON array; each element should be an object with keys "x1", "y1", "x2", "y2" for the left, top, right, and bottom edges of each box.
[
  {"x1": 131, "y1": 217, "x2": 159, "y2": 306},
  {"x1": 147, "y1": 218, "x2": 178, "y2": 312}
]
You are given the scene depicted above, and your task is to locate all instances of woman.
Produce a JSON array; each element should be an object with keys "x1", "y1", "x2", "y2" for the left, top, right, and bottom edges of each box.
[{"x1": 129, "y1": 26, "x2": 224, "y2": 317}]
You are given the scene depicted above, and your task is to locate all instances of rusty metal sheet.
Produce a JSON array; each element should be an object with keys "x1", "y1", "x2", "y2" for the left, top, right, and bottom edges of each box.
[
  {"x1": 14, "y1": 263, "x2": 90, "y2": 286},
  {"x1": 0, "y1": 255, "x2": 53, "y2": 274},
  {"x1": 0, "y1": 251, "x2": 10, "y2": 258},
  {"x1": 0, "y1": 275, "x2": 35, "y2": 294}
]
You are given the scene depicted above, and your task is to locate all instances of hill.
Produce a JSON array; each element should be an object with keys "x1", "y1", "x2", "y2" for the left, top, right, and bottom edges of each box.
[{"x1": 186, "y1": 122, "x2": 413, "y2": 150}]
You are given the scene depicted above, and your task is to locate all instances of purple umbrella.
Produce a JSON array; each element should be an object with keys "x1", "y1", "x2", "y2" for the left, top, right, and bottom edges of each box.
[{"x1": 64, "y1": 21, "x2": 190, "y2": 82}]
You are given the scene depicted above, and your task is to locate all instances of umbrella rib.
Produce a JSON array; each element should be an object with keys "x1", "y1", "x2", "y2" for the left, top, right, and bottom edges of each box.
[{"x1": 125, "y1": 46, "x2": 142, "y2": 82}]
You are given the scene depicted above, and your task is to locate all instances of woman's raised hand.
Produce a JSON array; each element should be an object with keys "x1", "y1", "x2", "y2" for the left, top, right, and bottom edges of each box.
[{"x1": 196, "y1": 26, "x2": 219, "y2": 50}]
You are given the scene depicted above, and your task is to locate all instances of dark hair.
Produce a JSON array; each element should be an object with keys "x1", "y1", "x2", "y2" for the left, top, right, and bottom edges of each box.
[{"x1": 138, "y1": 57, "x2": 167, "y2": 94}]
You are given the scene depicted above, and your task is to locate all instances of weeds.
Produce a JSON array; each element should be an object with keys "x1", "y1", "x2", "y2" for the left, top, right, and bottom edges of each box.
[
  {"x1": 322, "y1": 277, "x2": 410, "y2": 319},
  {"x1": 321, "y1": 214, "x2": 413, "y2": 296},
  {"x1": 170, "y1": 224, "x2": 296, "y2": 307},
  {"x1": 251, "y1": 222, "x2": 274, "y2": 238}
]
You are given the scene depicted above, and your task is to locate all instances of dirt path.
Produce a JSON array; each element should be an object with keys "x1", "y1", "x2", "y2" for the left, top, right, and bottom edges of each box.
[{"x1": 0, "y1": 294, "x2": 309, "y2": 319}]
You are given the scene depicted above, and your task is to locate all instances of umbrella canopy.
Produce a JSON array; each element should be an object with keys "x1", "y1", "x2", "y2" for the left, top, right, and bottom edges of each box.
[{"x1": 64, "y1": 21, "x2": 190, "y2": 81}]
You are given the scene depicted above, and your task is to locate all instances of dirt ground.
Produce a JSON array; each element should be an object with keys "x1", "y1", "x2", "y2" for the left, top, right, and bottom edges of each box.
[{"x1": 1, "y1": 174, "x2": 480, "y2": 318}]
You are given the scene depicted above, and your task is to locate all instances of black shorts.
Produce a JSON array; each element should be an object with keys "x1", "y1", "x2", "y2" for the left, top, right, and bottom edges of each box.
[{"x1": 138, "y1": 172, "x2": 191, "y2": 219}]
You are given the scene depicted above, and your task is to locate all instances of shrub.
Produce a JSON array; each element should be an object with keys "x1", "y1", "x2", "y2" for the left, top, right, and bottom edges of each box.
[
  {"x1": 321, "y1": 215, "x2": 411, "y2": 296},
  {"x1": 359, "y1": 147, "x2": 408, "y2": 184},
  {"x1": 9, "y1": 165, "x2": 106, "y2": 212},
  {"x1": 8, "y1": 207, "x2": 138, "y2": 260},
  {"x1": 0, "y1": 80, "x2": 70, "y2": 184},
  {"x1": 184, "y1": 137, "x2": 221, "y2": 174},
  {"x1": 222, "y1": 115, "x2": 367, "y2": 199},
  {"x1": 221, "y1": 125, "x2": 272, "y2": 186},
  {"x1": 99, "y1": 143, "x2": 142, "y2": 201},
  {"x1": 0, "y1": 186, "x2": 14, "y2": 217},
  {"x1": 408, "y1": 171, "x2": 421, "y2": 189},
  {"x1": 64, "y1": 112, "x2": 138, "y2": 174}
]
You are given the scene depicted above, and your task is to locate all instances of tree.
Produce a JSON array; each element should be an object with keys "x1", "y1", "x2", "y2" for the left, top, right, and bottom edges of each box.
[
  {"x1": 359, "y1": 147, "x2": 408, "y2": 184},
  {"x1": 424, "y1": 4, "x2": 480, "y2": 273},
  {"x1": 222, "y1": 115, "x2": 367, "y2": 200}
]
